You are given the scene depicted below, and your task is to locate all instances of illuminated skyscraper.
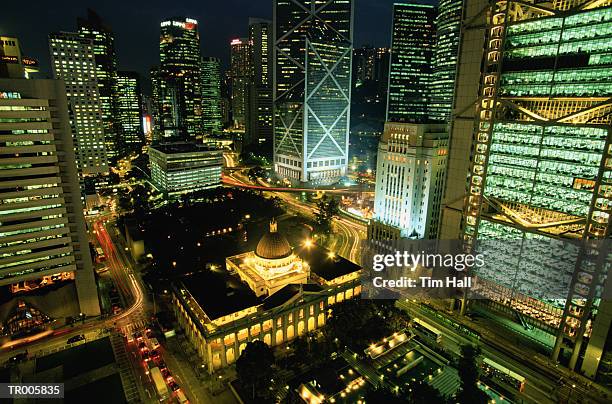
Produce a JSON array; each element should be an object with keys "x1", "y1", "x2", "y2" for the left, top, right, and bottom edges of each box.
[
  {"x1": 229, "y1": 38, "x2": 251, "y2": 131},
  {"x1": 429, "y1": 0, "x2": 463, "y2": 123},
  {"x1": 0, "y1": 38, "x2": 100, "y2": 318},
  {"x1": 273, "y1": 0, "x2": 353, "y2": 185},
  {"x1": 77, "y1": 9, "x2": 119, "y2": 160},
  {"x1": 246, "y1": 18, "x2": 273, "y2": 152},
  {"x1": 452, "y1": 0, "x2": 612, "y2": 382},
  {"x1": 149, "y1": 65, "x2": 162, "y2": 141},
  {"x1": 159, "y1": 17, "x2": 202, "y2": 139},
  {"x1": 200, "y1": 56, "x2": 222, "y2": 135},
  {"x1": 49, "y1": 32, "x2": 109, "y2": 176},
  {"x1": 386, "y1": 3, "x2": 436, "y2": 124},
  {"x1": 372, "y1": 122, "x2": 448, "y2": 239},
  {"x1": 116, "y1": 71, "x2": 144, "y2": 154}
]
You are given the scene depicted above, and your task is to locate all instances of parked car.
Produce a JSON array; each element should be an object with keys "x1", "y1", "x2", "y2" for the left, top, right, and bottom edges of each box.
[{"x1": 67, "y1": 334, "x2": 85, "y2": 344}]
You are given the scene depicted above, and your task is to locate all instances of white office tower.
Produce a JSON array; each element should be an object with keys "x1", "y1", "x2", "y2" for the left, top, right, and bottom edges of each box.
[{"x1": 372, "y1": 122, "x2": 448, "y2": 239}]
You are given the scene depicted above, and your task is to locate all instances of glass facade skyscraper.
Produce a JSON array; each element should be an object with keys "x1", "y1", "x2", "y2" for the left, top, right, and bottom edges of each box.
[
  {"x1": 386, "y1": 3, "x2": 436, "y2": 124},
  {"x1": 429, "y1": 0, "x2": 463, "y2": 123},
  {"x1": 77, "y1": 9, "x2": 119, "y2": 160},
  {"x1": 159, "y1": 17, "x2": 202, "y2": 139},
  {"x1": 229, "y1": 38, "x2": 251, "y2": 131},
  {"x1": 116, "y1": 71, "x2": 144, "y2": 154},
  {"x1": 461, "y1": 0, "x2": 612, "y2": 382},
  {"x1": 200, "y1": 56, "x2": 223, "y2": 135},
  {"x1": 273, "y1": 0, "x2": 353, "y2": 185},
  {"x1": 246, "y1": 18, "x2": 273, "y2": 151}
]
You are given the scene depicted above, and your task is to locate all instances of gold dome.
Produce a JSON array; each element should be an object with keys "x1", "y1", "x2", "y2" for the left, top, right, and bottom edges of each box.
[{"x1": 255, "y1": 219, "x2": 293, "y2": 260}]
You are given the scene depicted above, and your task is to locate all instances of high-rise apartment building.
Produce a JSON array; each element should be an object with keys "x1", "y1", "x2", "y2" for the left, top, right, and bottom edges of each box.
[
  {"x1": 446, "y1": 0, "x2": 612, "y2": 383},
  {"x1": 49, "y1": 32, "x2": 109, "y2": 176},
  {"x1": 429, "y1": 0, "x2": 463, "y2": 123},
  {"x1": 273, "y1": 0, "x2": 353, "y2": 185},
  {"x1": 77, "y1": 9, "x2": 119, "y2": 160},
  {"x1": 116, "y1": 71, "x2": 144, "y2": 154},
  {"x1": 386, "y1": 3, "x2": 436, "y2": 124},
  {"x1": 372, "y1": 122, "x2": 448, "y2": 239},
  {"x1": 246, "y1": 18, "x2": 273, "y2": 152},
  {"x1": 229, "y1": 38, "x2": 251, "y2": 131},
  {"x1": 159, "y1": 17, "x2": 202, "y2": 139},
  {"x1": 200, "y1": 56, "x2": 222, "y2": 135},
  {"x1": 0, "y1": 41, "x2": 100, "y2": 321}
]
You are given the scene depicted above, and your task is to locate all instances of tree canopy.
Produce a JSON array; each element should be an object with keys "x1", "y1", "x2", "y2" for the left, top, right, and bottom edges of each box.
[{"x1": 236, "y1": 340, "x2": 275, "y2": 400}]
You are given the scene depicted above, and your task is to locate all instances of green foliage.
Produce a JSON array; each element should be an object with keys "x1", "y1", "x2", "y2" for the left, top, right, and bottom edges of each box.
[
  {"x1": 364, "y1": 387, "x2": 405, "y2": 404},
  {"x1": 323, "y1": 300, "x2": 409, "y2": 351},
  {"x1": 456, "y1": 344, "x2": 488, "y2": 404},
  {"x1": 236, "y1": 340, "x2": 275, "y2": 400},
  {"x1": 313, "y1": 196, "x2": 340, "y2": 235}
]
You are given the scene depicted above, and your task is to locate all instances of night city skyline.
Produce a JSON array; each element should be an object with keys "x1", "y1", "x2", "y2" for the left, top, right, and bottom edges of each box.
[
  {"x1": 1, "y1": 0, "x2": 436, "y2": 82},
  {"x1": 1, "y1": 0, "x2": 611, "y2": 403}
]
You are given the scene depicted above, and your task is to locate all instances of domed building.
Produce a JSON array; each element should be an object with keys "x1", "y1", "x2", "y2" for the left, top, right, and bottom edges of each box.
[
  {"x1": 229, "y1": 219, "x2": 309, "y2": 297},
  {"x1": 171, "y1": 219, "x2": 362, "y2": 373}
]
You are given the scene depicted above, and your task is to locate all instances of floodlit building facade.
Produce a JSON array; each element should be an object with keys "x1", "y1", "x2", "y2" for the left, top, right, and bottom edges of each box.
[
  {"x1": 372, "y1": 122, "x2": 448, "y2": 239},
  {"x1": 116, "y1": 71, "x2": 144, "y2": 154},
  {"x1": 273, "y1": 0, "x2": 353, "y2": 185},
  {"x1": 0, "y1": 45, "x2": 100, "y2": 321},
  {"x1": 159, "y1": 17, "x2": 202, "y2": 139},
  {"x1": 386, "y1": 3, "x2": 437, "y2": 124},
  {"x1": 200, "y1": 57, "x2": 223, "y2": 135},
  {"x1": 149, "y1": 142, "x2": 223, "y2": 197},
  {"x1": 172, "y1": 221, "x2": 361, "y2": 373},
  {"x1": 451, "y1": 0, "x2": 612, "y2": 383},
  {"x1": 49, "y1": 32, "x2": 109, "y2": 176}
]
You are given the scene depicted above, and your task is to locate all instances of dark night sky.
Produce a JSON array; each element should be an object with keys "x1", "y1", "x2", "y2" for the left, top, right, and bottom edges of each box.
[{"x1": 1, "y1": 0, "x2": 436, "y2": 87}]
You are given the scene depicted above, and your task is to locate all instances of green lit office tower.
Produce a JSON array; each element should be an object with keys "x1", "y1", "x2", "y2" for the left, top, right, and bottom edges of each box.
[
  {"x1": 77, "y1": 9, "x2": 119, "y2": 160},
  {"x1": 200, "y1": 57, "x2": 222, "y2": 135},
  {"x1": 273, "y1": 0, "x2": 353, "y2": 185},
  {"x1": 429, "y1": 0, "x2": 462, "y2": 123},
  {"x1": 246, "y1": 18, "x2": 273, "y2": 153},
  {"x1": 116, "y1": 71, "x2": 144, "y2": 154},
  {"x1": 460, "y1": 0, "x2": 612, "y2": 383},
  {"x1": 386, "y1": 3, "x2": 436, "y2": 123},
  {"x1": 159, "y1": 17, "x2": 202, "y2": 139}
]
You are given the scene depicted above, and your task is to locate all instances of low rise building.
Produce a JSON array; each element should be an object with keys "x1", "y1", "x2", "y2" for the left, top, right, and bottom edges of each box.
[
  {"x1": 148, "y1": 142, "x2": 222, "y2": 197},
  {"x1": 172, "y1": 220, "x2": 361, "y2": 373}
]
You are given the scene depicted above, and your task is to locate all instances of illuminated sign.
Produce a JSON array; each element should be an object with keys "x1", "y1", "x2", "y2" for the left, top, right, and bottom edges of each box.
[
  {"x1": 22, "y1": 56, "x2": 39, "y2": 67},
  {"x1": 0, "y1": 55, "x2": 18, "y2": 64},
  {"x1": 0, "y1": 92, "x2": 21, "y2": 99},
  {"x1": 231, "y1": 39, "x2": 243, "y2": 45},
  {"x1": 186, "y1": 18, "x2": 197, "y2": 24}
]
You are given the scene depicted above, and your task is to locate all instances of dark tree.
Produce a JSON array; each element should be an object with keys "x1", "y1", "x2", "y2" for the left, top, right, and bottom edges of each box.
[
  {"x1": 364, "y1": 387, "x2": 406, "y2": 404},
  {"x1": 236, "y1": 340, "x2": 275, "y2": 400},
  {"x1": 408, "y1": 382, "x2": 447, "y2": 404},
  {"x1": 456, "y1": 344, "x2": 488, "y2": 404},
  {"x1": 313, "y1": 196, "x2": 339, "y2": 234}
]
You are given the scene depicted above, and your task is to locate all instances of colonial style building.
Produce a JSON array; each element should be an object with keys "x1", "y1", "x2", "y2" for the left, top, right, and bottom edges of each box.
[{"x1": 172, "y1": 220, "x2": 361, "y2": 373}]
